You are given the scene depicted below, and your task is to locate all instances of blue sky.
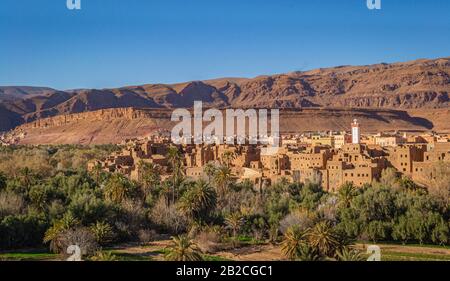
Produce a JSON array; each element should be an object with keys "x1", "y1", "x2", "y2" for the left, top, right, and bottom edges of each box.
[{"x1": 0, "y1": 0, "x2": 449, "y2": 90}]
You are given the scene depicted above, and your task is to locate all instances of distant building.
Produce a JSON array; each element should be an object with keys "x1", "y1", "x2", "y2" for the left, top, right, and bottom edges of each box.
[{"x1": 351, "y1": 119, "x2": 360, "y2": 144}]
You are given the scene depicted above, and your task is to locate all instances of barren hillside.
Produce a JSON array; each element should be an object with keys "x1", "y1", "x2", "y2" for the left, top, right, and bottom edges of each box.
[
  {"x1": 0, "y1": 57, "x2": 449, "y2": 132},
  {"x1": 4, "y1": 107, "x2": 447, "y2": 145}
]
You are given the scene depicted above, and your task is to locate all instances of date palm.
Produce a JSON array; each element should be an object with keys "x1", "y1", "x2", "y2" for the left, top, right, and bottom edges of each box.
[
  {"x1": 166, "y1": 146, "x2": 183, "y2": 204},
  {"x1": 90, "y1": 221, "x2": 114, "y2": 246},
  {"x1": 225, "y1": 212, "x2": 244, "y2": 246},
  {"x1": 213, "y1": 165, "x2": 232, "y2": 197},
  {"x1": 44, "y1": 213, "x2": 80, "y2": 253},
  {"x1": 338, "y1": 182, "x2": 357, "y2": 208},
  {"x1": 308, "y1": 221, "x2": 342, "y2": 257},
  {"x1": 221, "y1": 151, "x2": 236, "y2": 168},
  {"x1": 336, "y1": 247, "x2": 365, "y2": 261},
  {"x1": 179, "y1": 180, "x2": 217, "y2": 222},
  {"x1": 164, "y1": 235, "x2": 203, "y2": 261},
  {"x1": 137, "y1": 160, "x2": 160, "y2": 195},
  {"x1": 90, "y1": 162, "x2": 103, "y2": 184},
  {"x1": 281, "y1": 226, "x2": 308, "y2": 260},
  {"x1": 104, "y1": 173, "x2": 133, "y2": 203},
  {"x1": 203, "y1": 162, "x2": 217, "y2": 183},
  {"x1": 296, "y1": 243, "x2": 321, "y2": 261}
]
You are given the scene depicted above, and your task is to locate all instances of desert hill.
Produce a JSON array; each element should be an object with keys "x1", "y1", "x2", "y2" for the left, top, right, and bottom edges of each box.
[
  {"x1": 0, "y1": 57, "x2": 449, "y2": 132},
  {"x1": 3, "y1": 107, "x2": 449, "y2": 145}
]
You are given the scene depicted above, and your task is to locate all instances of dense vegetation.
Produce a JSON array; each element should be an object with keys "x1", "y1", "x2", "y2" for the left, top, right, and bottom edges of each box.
[{"x1": 0, "y1": 145, "x2": 448, "y2": 261}]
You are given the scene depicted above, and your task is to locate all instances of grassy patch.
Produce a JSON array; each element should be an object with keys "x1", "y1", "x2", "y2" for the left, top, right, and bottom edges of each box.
[
  {"x1": 0, "y1": 252, "x2": 58, "y2": 261},
  {"x1": 357, "y1": 241, "x2": 450, "y2": 250},
  {"x1": 202, "y1": 255, "x2": 232, "y2": 261},
  {"x1": 380, "y1": 251, "x2": 450, "y2": 261},
  {"x1": 109, "y1": 251, "x2": 153, "y2": 261}
]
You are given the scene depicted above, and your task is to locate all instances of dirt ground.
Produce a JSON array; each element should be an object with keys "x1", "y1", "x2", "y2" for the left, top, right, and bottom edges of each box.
[{"x1": 111, "y1": 240, "x2": 450, "y2": 261}]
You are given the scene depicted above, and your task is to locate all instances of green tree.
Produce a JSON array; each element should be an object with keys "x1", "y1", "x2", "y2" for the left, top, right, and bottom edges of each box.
[
  {"x1": 166, "y1": 146, "x2": 184, "y2": 204},
  {"x1": 137, "y1": 160, "x2": 160, "y2": 196},
  {"x1": 178, "y1": 180, "x2": 217, "y2": 222},
  {"x1": 213, "y1": 165, "x2": 232, "y2": 197},
  {"x1": 338, "y1": 182, "x2": 358, "y2": 208},
  {"x1": 203, "y1": 162, "x2": 217, "y2": 183},
  {"x1": 221, "y1": 151, "x2": 236, "y2": 168},
  {"x1": 90, "y1": 221, "x2": 115, "y2": 246},
  {"x1": 43, "y1": 213, "x2": 80, "y2": 253},
  {"x1": 225, "y1": 212, "x2": 244, "y2": 246},
  {"x1": 103, "y1": 173, "x2": 134, "y2": 203},
  {"x1": 90, "y1": 162, "x2": 103, "y2": 184},
  {"x1": 431, "y1": 219, "x2": 449, "y2": 246}
]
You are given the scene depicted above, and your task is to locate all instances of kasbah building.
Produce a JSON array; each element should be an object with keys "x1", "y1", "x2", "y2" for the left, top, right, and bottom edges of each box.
[{"x1": 88, "y1": 119, "x2": 450, "y2": 192}]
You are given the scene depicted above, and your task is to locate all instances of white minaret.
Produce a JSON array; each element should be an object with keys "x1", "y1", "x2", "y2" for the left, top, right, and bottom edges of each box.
[{"x1": 351, "y1": 119, "x2": 360, "y2": 144}]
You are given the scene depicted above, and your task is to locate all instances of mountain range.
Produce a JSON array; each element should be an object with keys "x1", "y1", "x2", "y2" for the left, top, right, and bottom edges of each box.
[{"x1": 0, "y1": 57, "x2": 449, "y2": 136}]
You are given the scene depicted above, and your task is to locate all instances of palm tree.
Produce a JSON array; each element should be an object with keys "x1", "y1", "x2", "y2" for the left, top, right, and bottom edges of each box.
[
  {"x1": 164, "y1": 235, "x2": 203, "y2": 261},
  {"x1": 336, "y1": 247, "x2": 365, "y2": 261},
  {"x1": 44, "y1": 213, "x2": 80, "y2": 253},
  {"x1": 104, "y1": 173, "x2": 133, "y2": 203},
  {"x1": 203, "y1": 162, "x2": 217, "y2": 183},
  {"x1": 308, "y1": 221, "x2": 342, "y2": 258},
  {"x1": 90, "y1": 162, "x2": 103, "y2": 184},
  {"x1": 281, "y1": 226, "x2": 308, "y2": 260},
  {"x1": 179, "y1": 180, "x2": 217, "y2": 222},
  {"x1": 296, "y1": 243, "x2": 321, "y2": 261},
  {"x1": 19, "y1": 167, "x2": 33, "y2": 189},
  {"x1": 338, "y1": 182, "x2": 357, "y2": 208},
  {"x1": 221, "y1": 151, "x2": 236, "y2": 167},
  {"x1": 90, "y1": 221, "x2": 114, "y2": 246},
  {"x1": 225, "y1": 212, "x2": 244, "y2": 246},
  {"x1": 166, "y1": 146, "x2": 183, "y2": 204},
  {"x1": 213, "y1": 165, "x2": 232, "y2": 197},
  {"x1": 137, "y1": 160, "x2": 160, "y2": 196}
]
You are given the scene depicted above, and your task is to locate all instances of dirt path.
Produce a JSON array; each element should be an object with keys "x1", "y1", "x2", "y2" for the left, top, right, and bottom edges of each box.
[
  {"x1": 111, "y1": 240, "x2": 450, "y2": 261},
  {"x1": 215, "y1": 244, "x2": 284, "y2": 261}
]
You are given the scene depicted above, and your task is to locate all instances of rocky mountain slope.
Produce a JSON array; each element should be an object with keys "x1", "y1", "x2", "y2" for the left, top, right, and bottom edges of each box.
[
  {"x1": 4, "y1": 107, "x2": 446, "y2": 145},
  {"x1": 0, "y1": 57, "x2": 449, "y2": 133}
]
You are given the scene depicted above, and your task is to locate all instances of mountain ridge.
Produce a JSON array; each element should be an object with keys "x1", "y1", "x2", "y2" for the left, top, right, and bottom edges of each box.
[{"x1": 0, "y1": 57, "x2": 449, "y2": 132}]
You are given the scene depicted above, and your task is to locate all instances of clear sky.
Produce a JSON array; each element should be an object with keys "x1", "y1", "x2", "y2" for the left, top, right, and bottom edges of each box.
[{"x1": 1, "y1": 0, "x2": 450, "y2": 90}]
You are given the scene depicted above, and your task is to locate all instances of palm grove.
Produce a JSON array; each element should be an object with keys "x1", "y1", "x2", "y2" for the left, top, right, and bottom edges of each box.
[{"x1": 0, "y1": 145, "x2": 448, "y2": 261}]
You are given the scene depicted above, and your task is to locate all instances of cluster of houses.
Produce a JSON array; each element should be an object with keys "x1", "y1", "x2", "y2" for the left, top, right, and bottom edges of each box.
[{"x1": 88, "y1": 120, "x2": 450, "y2": 191}]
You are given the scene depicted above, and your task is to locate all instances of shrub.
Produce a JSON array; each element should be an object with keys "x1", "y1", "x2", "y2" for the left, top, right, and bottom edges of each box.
[
  {"x1": 150, "y1": 198, "x2": 189, "y2": 234},
  {"x1": 0, "y1": 213, "x2": 48, "y2": 249},
  {"x1": 138, "y1": 229, "x2": 157, "y2": 245},
  {"x1": 90, "y1": 221, "x2": 115, "y2": 246},
  {"x1": 279, "y1": 209, "x2": 315, "y2": 235},
  {"x1": 58, "y1": 227, "x2": 99, "y2": 258},
  {"x1": 194, "y1": 229, "x2": 222, "y2": 254},
  {"x1": 0, "y1": 191, "x2": 25, "y2": 218},
  {"x1": 90, "y1": 251, "x2": 118, "y2": 261}
]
